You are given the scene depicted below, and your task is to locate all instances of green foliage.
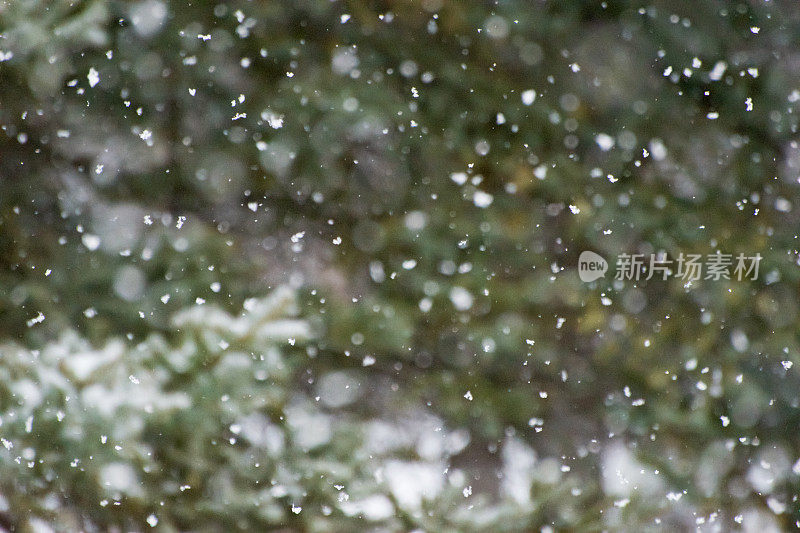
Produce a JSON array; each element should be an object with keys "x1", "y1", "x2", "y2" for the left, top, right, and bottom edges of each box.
[
  {"x1": 0, "y1": 289, "x2": 306, "y2": 530},
  {"x1": 2, "y1": 0, "x2": 800, "y2": 530}
]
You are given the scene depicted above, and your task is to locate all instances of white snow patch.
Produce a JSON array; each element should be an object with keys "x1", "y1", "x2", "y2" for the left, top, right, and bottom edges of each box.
[
  {"x1": 473, "y1": 190, "x2": 494, "y2": 208},
  {"x1": 521, "y1": 89, "x2": 537, "y2": 106},
  {"x1": 595, "y1": 133, "x2": 615, "y2": 151},
  {"x1": 87, "y1": 67, "x2": 100, "y2": 88},
  {"x1": 449, "y1": 287, "x2": 474, "y2": 311}
]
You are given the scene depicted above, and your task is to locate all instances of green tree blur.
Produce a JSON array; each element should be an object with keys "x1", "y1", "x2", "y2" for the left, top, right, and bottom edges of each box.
[{"x1": 2, "y1": 0, "x2": 800, "y2": 531}]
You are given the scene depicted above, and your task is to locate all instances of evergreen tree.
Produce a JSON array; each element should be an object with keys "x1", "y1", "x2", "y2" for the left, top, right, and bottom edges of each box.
[{"x1": 2, "y1": 0, "x2": 800, "y2": 530}]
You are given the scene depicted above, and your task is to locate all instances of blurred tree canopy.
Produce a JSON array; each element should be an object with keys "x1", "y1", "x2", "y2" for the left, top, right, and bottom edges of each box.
[{"x1": 2, "y1": 0, "x2": 800, "y2": 531}]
